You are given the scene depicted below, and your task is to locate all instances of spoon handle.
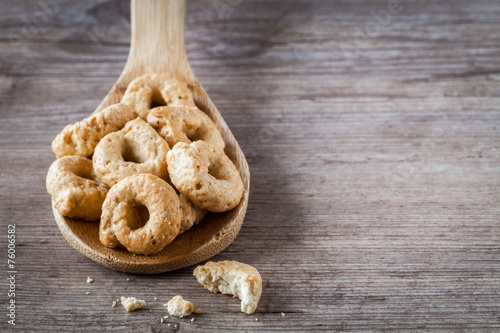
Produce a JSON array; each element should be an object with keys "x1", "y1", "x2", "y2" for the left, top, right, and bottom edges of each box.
[{"x1": 126, "y1": 0, "x2": 191, "y2": 77}]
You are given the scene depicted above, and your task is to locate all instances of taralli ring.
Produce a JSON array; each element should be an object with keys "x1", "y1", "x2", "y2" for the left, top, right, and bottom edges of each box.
[
  {"x1": 46, "y1": 155, "x2": 108, "y2": 221},
  {"x1": 99, "y1": 173, "x2": 182, "y2": 256},
  {"x1": 93, "y1": 118, "x2": 170, "y2": 187},
  {"x1": 121, "y1": 73, "x2": 196, "y2": 119},
  {"x1": 178, "y1": 194, "x2": 207, "y2": 235},
  {"x1": 147, "y1": 106, "x2": 225, "y2": 150},
  {"x1": 52, "y1": 103, "x2": 136, "y2": 158},
  {"x1": 167, "y1": 141, "x2": 244, "y2": 212}
]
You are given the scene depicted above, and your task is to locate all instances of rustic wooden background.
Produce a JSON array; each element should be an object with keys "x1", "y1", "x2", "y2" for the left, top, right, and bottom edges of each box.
[{"x1": 1, "y1": 0, "x2": 499, "y2": 331}]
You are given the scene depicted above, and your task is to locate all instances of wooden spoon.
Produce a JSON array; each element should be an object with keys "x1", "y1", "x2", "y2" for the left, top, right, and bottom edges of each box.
[{"x1": 52, "y1": 0, "x2": 250, "y2": 274}]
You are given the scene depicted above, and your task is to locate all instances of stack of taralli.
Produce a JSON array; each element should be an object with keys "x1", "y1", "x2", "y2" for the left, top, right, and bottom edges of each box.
[{"x1": 46, "y1": 73, "x2": 243, "y2": 256}]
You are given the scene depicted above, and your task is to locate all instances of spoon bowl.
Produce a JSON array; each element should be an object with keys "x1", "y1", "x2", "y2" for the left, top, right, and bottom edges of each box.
[{"x1": 52, "y1": 0, "x2": 249, "y2": 274}]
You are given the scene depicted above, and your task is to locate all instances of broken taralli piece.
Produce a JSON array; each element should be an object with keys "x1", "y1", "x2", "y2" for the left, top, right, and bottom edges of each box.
[
  {"x1": 120, "y1": 296, "x2": 146, "y2": 312},
  {"x1": 166, "y1": 295, "x2": 195, "y2": 318},
  {"x1": 193, "y1": 261, "x2": 262, "y2": 314}
]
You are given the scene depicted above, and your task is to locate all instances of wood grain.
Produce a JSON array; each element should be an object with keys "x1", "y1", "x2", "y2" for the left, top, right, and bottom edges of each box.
[{"x1": 0, "y1": 0, "x2": 499, "y2": 332}]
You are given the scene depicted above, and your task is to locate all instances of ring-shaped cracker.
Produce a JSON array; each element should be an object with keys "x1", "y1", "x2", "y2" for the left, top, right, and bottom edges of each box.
[
  {"x1": 167, "y1": 141, "x2": 243, "y2": 212},
  {"x1": 147, "y1": 106, "x2": 225, "y2": 150},
  {"x1": 52, "y1": 103, "x2": 136, "y2": 158},
  {"x1": 121, "y1": 73, "x2": 195, "y2": 119},
  {"x1": 99, "y1": 174, "x2": 182, "y2": 256},
  {"x1": 46, "y1": 155, "x2": 108, "y2": 221},
  {"x1": 93, "y1": 118, "x2": 170, "y2": 187},
  {"x1": 179, "y1": 194, "x2": 207, "y2": 234}
]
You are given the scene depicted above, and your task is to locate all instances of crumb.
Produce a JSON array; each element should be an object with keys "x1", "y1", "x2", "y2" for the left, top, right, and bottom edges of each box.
[
  {"x1": 112, "y1": 301, "x2": 117, "y2": 308},
  {"x1": 255, "y1": 318, "x2": 259, "y2": 321},
  {"x1": 86, "y1": 277, "x2": 94, "y2": 284},
  {"x1": 154, "y1": 297, "x2": 157, "y2": 300},
  {"x1": 194, "y1": 308, "x2": 203, "y2": 314},
  {"x1": 161, "y1": 318, "x2": 164, "y2": 323},
  {"x1": 164, "y1": 315, "x2": 169, "y2": 319},
  {"x1": 191, "y1": 318, "x2": 195, "y2": 322},
  {"x1": 175, "y1": 324, "x2": 177, "y2": 328},
  {"x1": 85, "y1": 291, "x2": 90, "y2": 295},
  {"x1": 168, "y1": 324, "x2": 171, "y2": 327},
  {"x1": 167, "y1": 295, "x2": 195, "y2": 318},
  {"x1": 120, "y1": 296, "x2": 146, "y2": 312},
  {"x1": 281, "y1": 312, "x2": 285, "y2": 317},
  {"x1": 163, "y1": 303, "x2": 169, "y2": 307},
  {"x1": 126, "y1": 278, "x2": 130, "y2": 281}
]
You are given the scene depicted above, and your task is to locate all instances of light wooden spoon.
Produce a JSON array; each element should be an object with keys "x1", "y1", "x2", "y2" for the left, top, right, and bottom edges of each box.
[{"x1": 52, "y1": 0, "x2": 249, "y2": 274}]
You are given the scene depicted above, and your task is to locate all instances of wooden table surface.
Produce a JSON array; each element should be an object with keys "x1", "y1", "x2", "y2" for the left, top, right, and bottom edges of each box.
[{"x1": 1, "y1": 0, "x2": 499, "y2": 331}]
